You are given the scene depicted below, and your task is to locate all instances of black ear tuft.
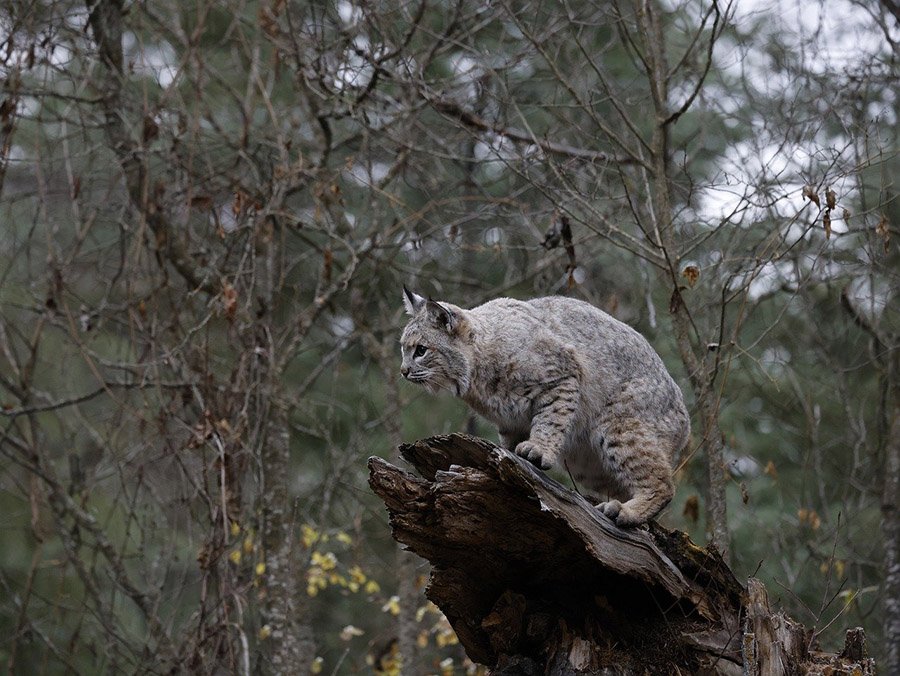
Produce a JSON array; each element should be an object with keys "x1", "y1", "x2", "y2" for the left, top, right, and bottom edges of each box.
[{"x1": 402, "y1": 286, "x2": 426, "y2": 315}]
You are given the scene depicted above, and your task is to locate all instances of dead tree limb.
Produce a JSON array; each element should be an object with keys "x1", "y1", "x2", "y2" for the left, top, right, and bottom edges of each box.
[{"x1": 368, "y1": 434, "x2": 876, "y2": 675}]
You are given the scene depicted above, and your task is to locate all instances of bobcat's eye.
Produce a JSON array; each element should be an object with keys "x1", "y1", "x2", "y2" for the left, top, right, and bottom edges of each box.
[{"x1": 413, "y1": 345, "x2": 427, "y2": 358}]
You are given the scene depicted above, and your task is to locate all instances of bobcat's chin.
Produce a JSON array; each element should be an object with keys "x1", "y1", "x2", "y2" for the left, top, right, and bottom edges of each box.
[{"x1": 417, "y1": 374, "x2": 469, "y2": 397}]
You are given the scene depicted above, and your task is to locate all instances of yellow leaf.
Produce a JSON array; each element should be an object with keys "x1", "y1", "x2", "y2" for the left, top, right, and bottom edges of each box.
[
  {"x1": 365, "y1": 580, "x2": 381, "y2": 594},
  {"x1": 436, "y1": 628, "x2": 459, "y2": 647},
  {"x1": 258, "y1": 625, "x2": 272, "y2": 640},
  {"x1": 311, "y1": 551, "x2": 337, "y2": 571},
  {"x1": 301, "y1": 524, "x2": 320, "y2": 548},
  {"x1": 310, "y1": 656, "x2": 324, "y2": 674},
  {"x1": 230, "y1": 521, "x2": 241, "y2": 537},
  {"x1": 255, "y1": 562, "x2": 266, "y2": 576},
  {"x1": 798, "y1": 507, "x2": 821, "y2": 530},
  {"x1": 382, "y1": 595, "x2": 401, "y2": 616},
  {"x1": 820, "y1": 559, "x2": 846, "y2": 578},
  {"x1": 228, "y1": 550, "x2": 241, "y2": 565},
  {"x1": 348, "y1": 565, "x2": 366, "y2": 584},
  {"x1": 838, "y1": 589, "x2": 857, "y2": 608},
  {"x1": 340, "y1": 625, "x2": 364, "y2": 641},
  {"x1": 336, "y1": 531, "x2": 353, "y2": 545}
]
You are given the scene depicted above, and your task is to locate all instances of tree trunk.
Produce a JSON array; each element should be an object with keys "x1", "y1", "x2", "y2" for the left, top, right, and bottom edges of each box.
[
  {"x1": 260, "y1": 401, "x2": 315, "y2": 673},
  {"x1": 635, "y1": 0, "x2": 730, "y2": 561},
  {"x1": 883, "y1": 399, "x2": 900, "y2": 675},
  {"x1": 368, "y1": 434, "x2": 875, "y2": 674}
]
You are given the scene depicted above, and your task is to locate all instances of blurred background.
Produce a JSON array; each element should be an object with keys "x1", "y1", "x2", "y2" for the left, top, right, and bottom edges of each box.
[{"x1": 0, "y1": 0, "x2": 897, "y2": 673}]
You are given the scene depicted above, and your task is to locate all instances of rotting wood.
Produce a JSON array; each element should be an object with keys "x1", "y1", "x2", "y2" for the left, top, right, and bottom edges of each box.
[{"x1": 368, "y1": 434, "x2": 877, "y2": 675}]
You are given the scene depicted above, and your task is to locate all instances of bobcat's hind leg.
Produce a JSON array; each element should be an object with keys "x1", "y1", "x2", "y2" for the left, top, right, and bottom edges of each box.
[
  {"x1": 596, "y1": 422, "x2": 675, "y2": 527},
  {"x1": 598, "y1": 483, "x2": 673, "y2": 527}
]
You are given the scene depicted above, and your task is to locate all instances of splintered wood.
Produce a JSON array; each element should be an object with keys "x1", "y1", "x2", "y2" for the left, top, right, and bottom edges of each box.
[{"x1": 368, "y1": 434, "x2": 876, "y2": 675}]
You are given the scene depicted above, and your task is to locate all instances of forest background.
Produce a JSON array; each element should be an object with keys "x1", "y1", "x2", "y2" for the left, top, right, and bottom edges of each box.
[{"x1": 0, "y1": 0, "x2": 897, "y2": 673}]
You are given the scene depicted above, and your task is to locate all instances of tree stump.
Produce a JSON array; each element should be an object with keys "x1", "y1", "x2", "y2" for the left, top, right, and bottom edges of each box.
[{"x1": 368, "y1": 434, "x2": 876, "y2": 675}]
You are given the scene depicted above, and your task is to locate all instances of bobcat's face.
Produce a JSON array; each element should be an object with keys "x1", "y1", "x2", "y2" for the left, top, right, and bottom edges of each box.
[
  {"x1": 400, "y1": 321, "x2": 471, "y2": 396},
  {"x1": 400, "y1": 287, "x2": 471, "y2": 397}
]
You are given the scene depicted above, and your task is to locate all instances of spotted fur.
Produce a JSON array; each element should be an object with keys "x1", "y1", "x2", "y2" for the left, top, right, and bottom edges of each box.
[{"x1": 399, "y1": 288, "x2": 689, "y2": 527}]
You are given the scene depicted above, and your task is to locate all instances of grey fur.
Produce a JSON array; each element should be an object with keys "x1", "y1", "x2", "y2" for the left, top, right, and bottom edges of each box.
[{"x1": 399, "y1": 289, "x2": 690, "y2": 527}]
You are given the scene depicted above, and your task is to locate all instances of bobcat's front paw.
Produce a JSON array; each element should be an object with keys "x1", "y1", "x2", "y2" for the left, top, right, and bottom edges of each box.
[{"x1": 515, "y1": 441, "x2": 555, "y2": 470}]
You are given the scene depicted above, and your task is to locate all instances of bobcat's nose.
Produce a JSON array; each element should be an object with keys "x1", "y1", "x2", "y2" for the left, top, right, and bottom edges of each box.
[{"x1": 400, "y1": 365, "x2": 410, "y2": 378}]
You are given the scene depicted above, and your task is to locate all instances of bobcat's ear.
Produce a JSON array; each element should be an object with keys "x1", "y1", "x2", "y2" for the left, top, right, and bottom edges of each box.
[
  {"x1": 426, "y1": 299, "x2": 459, "y2": 334},
  {"x1": 402, "y1": 286, "x2": 426, "y2": 315}
]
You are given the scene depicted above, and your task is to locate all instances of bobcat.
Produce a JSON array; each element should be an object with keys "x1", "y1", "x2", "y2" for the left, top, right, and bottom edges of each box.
[{"x1": 399, "y1": 287, "x2": 690, "y2": 527}]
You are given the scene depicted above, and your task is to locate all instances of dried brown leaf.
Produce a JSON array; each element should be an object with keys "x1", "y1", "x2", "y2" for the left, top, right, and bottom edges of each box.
[
  {"x1": 233, "y1": 190, "x2": 246, "y2": 216},
  {"x1": 188, "y1": 417, "x2": 214, "y2": 449},
  {"x1": 682, "y1": 495, "x2": 699, "y2": 523},
  {"x1": 323, "y1": 248, "x2": 333, "y2": 283},
  {"x1": 876, "y1": 214, "x2": 890, "y2": 253},
  {"x1": 823, "y1": 211, "x2": 831, "y2": 240},
  {"x1": 669, "y1": 288, "x2": 684, "y2": 314},
  {"x1": 802, "y1": 184, "x2": 820, "y2": 207},
  {"x1": 221, "y1": 281, "x2": 238, "y2": 322},
  {"x1": 259, "y1": 7, "x2": 279, "y2": 37},
  {"x1": 190, "y1": 194, "x2": 213, "y2": 210},
  {"x1": 142, "y1": 115, "x2": 159, "y2": 144},
  {"x1": 681, "y1": 264, "x2": 700, "y2": 288},
  {"x1": 825, "y1": 187, "x2": 836, "y2": 210}
]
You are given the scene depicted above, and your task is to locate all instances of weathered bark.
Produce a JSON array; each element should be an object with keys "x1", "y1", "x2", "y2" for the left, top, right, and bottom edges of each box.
[
  {"x1": 260, "y1": 399, "x2": 316, "y2": 673},
  {"x1": 369, "y1": 434, "x2": 875, "y2": 674},
  {"x1": 840, "y1": 287, "x2": 899, "y2": 676},
  {"x1": 883, "y1": 400, "x2": 900, "y2": 675}
]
